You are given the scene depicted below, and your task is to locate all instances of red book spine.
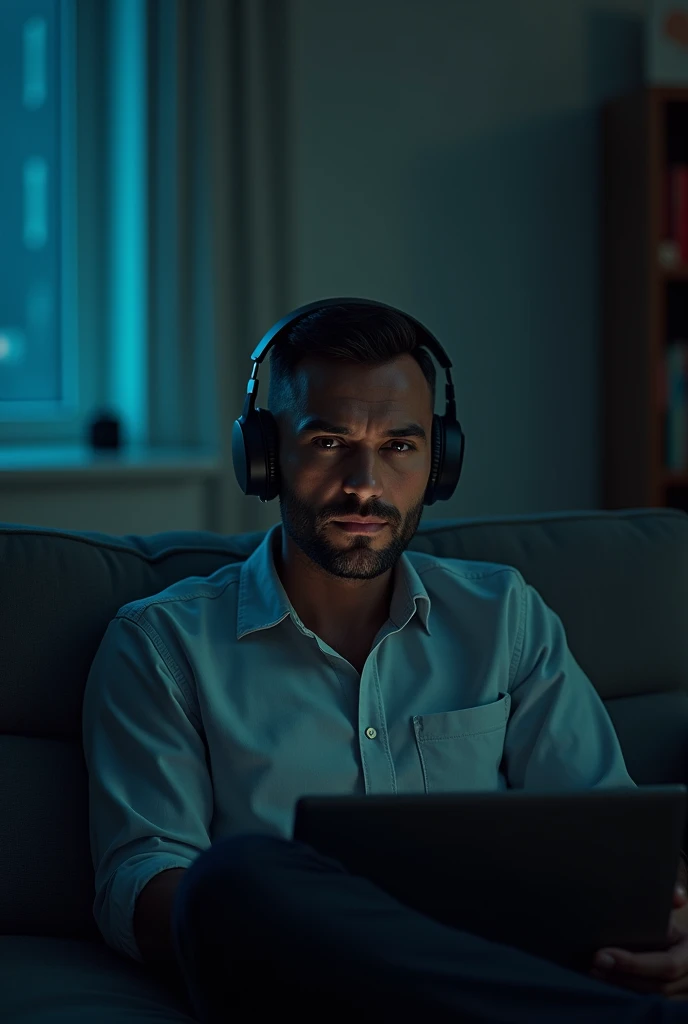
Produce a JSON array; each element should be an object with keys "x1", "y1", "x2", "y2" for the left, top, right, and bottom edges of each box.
[
  {"x1": 659, "y1": 347, "x2": 668, "y2": 413},
  {"x1": 670, "y1": 166, "x2": 688, "y2": 263},
  {"x1": 684, "y1": 342, "x2": 688, "y2": 471}
]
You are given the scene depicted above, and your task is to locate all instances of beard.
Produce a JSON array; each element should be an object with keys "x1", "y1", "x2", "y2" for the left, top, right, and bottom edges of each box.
[{"x1": 278, "y1": 479, "x2": 425, "y2": 580}]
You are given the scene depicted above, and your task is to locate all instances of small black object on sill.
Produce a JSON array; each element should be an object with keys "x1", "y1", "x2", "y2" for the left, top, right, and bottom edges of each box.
[{"x1": 88, "y1": 411, "x2": 122, "y2": 451}]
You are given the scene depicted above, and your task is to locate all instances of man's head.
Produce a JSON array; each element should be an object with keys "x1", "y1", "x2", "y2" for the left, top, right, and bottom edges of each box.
[{"x1": 268, "y1": 303, "x2": 436, "y2": 581}]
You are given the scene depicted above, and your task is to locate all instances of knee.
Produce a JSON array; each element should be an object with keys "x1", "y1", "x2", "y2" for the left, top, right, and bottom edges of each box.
[{"x1": 177, "y1": 831, "x2": 290, "y2": 912}]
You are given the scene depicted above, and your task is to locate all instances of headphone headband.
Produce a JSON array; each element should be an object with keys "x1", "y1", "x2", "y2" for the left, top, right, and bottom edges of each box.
[
  {"x1": 233, "y1": 297, "x2": 465, "y2": 505},
  {"x1": 250, "y1": 296, "x2": 453, "y2": 370}
]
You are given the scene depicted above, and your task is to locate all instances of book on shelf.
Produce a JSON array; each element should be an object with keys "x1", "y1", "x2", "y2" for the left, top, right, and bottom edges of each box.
[
  {"x1": 663, "y1": 340, "x2": 688, "y2": 471},
  {"x1": 664, "y1": 165, "x2": 688, "y2": 265}
]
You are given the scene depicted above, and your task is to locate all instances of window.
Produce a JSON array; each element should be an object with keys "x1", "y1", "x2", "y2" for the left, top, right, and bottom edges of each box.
[
  {"x1": 0, "y1": 0, "x2": 216, "y2": 453},
  {"x1": 0, "y1": 0, "x2": 77, "y2": 427}
]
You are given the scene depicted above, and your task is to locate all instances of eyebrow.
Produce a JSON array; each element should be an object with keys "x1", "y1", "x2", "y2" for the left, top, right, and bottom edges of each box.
[{"x1": 296, "y1": 416, "x2": 427, "y2": 441}]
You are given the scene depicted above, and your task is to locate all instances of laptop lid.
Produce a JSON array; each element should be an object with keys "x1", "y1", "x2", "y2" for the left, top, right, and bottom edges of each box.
[{"x1": 293, "y1": 785, "x2": 687, "y2": 972}]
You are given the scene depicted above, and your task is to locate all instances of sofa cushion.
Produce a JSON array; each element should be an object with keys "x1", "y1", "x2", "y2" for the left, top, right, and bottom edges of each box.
[{"x1": 0, "y1": 936, "x2": 195, "y2": 1022}]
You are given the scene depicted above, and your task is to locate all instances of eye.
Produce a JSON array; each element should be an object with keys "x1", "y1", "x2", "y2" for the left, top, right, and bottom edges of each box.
[{"x1": 312, "y1": 437, "x2": 415, "y2": 453}]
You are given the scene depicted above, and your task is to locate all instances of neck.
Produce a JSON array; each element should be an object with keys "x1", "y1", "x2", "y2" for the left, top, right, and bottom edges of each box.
[{"x1": 274, "y1": 525, "x2": 394, "y2": 639}]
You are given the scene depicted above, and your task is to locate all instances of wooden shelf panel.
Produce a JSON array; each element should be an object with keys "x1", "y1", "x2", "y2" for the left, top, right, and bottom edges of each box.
[
  {"x1": 664, "y1": 471, "x2": 688, "y2": 487},
  {"x1": 661, "y1": 264, "x2": 688, "y2": 280},
  {"x1": 651, "y1": 86, "x2": 688, "y2": 102},
  {"x1": 603, "y1": 89, "x2": 688, "y2": 509}
]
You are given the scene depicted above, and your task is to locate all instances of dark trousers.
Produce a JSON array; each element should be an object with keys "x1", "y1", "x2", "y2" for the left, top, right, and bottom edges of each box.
[{"x1": 170, "y1": 832, "x2": 687, "y2": 1024}]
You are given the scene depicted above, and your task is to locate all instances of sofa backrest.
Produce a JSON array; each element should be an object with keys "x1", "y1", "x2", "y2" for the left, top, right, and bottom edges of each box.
[{"x1": 1, "y1": 507, "x2": 687, "y2": 944}]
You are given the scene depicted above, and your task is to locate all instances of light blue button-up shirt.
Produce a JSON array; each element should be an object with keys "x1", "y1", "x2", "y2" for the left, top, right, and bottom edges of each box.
[{"x1": 82, "y1": 522, "x2": 635, "y2": 963}]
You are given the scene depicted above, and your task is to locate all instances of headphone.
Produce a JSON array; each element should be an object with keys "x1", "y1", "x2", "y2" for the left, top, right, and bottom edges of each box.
[{"x1": 232, "y1": 297, "x2": 465, "y2": 506}]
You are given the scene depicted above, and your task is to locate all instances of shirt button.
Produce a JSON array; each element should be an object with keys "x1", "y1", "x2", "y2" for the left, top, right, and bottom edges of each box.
[{"x1": 365, "y1": 727, "x2": 377, "y2": 739}]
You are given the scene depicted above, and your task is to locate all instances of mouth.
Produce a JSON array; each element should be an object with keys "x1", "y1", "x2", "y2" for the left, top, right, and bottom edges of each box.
[{"x1": 329, "y1": 521, "x2": 389, "y2": 535}]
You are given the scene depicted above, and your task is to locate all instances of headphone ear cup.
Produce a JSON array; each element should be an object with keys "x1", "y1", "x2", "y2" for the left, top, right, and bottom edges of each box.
[
  {"x1": 424, "y1": 414, "x2": 465, "y2": 505},
  {"x1": 424, "y1": 414, "x2": 444, "y2": 506},
  {"x1": 232, "y1": 415, "x2": 260, "y2": 496},
  {"x1": 257, "y1": 408, "x2": 280, "y2": 501}
]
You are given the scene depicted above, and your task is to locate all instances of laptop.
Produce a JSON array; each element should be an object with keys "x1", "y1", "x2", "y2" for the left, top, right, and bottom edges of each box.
[{"x1": 293, "y1": 785, "x2": 687, "y2": 973}]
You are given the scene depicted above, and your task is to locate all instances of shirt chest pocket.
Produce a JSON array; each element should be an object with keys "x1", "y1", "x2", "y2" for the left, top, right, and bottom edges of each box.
[{"x1": 412, "y1": 692, "x2": 511, "y2": 794}]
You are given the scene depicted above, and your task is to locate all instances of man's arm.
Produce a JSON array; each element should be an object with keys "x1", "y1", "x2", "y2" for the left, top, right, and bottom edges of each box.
[
  {"x1": 133, "y1": 867, "x2": 187, "y2": 965},
  {"x1": 502, "y1": 579, "x2": 636, "y2": 791},
  {"x1": 83, "y1": 613, "x2": 212, "y2": 963}
]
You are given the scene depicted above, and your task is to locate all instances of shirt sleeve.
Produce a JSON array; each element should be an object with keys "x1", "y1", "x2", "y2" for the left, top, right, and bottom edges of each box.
[
  {"x1": 82, "y1": 611, "x2": 213, "y2": 963},
  {"x1": 503, "y1": 578, "x2": 636, "y2": 792}
]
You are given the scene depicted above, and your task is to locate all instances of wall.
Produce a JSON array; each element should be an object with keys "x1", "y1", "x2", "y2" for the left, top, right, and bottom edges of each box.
[{"x1": 247, "y1": 0, "x2": 646, "y2": 529}]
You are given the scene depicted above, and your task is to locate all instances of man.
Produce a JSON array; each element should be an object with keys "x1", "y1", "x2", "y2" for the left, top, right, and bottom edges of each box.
[{"x1": 83, "y1": 302, "x2": 688, "y2": 1023}]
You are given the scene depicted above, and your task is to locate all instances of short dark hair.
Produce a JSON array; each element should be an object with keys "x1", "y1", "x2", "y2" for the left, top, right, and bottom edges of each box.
[{"x1": 267, "y1": 303, "x2": 436, "y2": 415}]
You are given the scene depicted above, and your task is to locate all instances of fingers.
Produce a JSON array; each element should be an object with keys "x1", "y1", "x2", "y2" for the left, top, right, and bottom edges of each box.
[{"x1": 592, "y1": 936, "x2": 688, "y2": 982}]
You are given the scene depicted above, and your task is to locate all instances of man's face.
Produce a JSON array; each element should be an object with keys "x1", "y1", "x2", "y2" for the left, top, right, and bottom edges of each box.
[{"x1": 276, "y1": 353, "x2": 433, "y2": 580}]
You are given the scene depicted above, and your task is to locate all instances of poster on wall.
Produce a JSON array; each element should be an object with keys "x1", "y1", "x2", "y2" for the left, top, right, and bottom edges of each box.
[{"x1": 648, "y1": 0, "x2": 688, "y2": 83}]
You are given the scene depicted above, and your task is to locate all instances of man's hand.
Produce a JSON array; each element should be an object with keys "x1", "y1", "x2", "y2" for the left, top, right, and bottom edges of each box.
[{"x1": 590, "y1": 878, "x2": 688, "y2": 1000}]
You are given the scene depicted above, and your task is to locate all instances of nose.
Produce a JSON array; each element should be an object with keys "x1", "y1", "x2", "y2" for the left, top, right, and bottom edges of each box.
[{"x1": 341, "y1": 447, "x2": 383, "y2": 504}]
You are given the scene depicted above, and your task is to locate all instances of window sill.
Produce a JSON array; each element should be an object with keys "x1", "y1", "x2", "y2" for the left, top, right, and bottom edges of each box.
[{"x1": 0, "y1": 445, "x2": 222, "y2": 484}]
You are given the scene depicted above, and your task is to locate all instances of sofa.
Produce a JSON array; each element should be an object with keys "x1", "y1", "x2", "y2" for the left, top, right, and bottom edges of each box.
[{"x1": 2, "y1": 505, "x2": 688, "y2": 1023}]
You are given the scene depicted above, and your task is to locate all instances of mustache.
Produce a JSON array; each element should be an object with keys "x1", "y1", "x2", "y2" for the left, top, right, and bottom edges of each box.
[{"x1": 319, "y1": 508, "x2": 400, "y2": 526}]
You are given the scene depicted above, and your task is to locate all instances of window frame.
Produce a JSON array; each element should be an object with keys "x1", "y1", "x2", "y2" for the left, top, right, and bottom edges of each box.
[{"x1": 0, "y1": 0, "x2": 96, "y2": 444}]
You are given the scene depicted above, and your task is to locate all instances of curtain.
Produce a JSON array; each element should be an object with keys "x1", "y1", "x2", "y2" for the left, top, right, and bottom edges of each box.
[
  {"x1": 78, "y1": 0, "x2": 290, "y2": 535},
  {"x1": 196, "y1": 0, "x2": 291, "y2": 536}
]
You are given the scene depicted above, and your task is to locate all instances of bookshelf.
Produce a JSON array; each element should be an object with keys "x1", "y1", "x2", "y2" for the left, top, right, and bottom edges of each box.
[{"x1": 602, "y1": 86, "x2": 688, "y2": 512}]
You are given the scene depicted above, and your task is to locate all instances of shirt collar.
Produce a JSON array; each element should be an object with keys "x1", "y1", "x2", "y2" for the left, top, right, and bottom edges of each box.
[{"x1": 237, "y1": 523, "x2": 432, "y2": 639}]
